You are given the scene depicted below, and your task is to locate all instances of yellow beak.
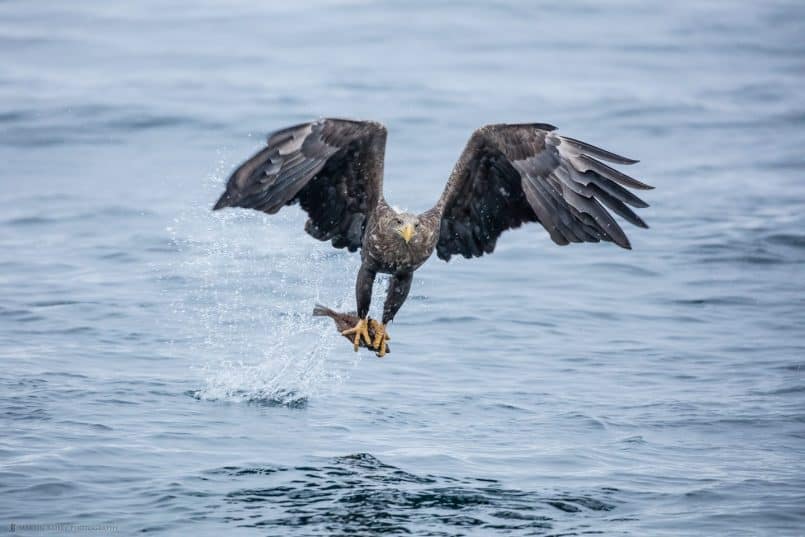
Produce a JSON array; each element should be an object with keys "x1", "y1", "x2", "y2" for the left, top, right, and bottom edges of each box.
[{"x1": 398, "y1": 223, "x2": 415, "y2": 244}]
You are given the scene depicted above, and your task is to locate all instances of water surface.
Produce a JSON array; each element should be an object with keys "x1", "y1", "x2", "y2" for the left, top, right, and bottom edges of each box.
[{"x1": 1, "y1": 1, "x2": 804, "y2": 535}]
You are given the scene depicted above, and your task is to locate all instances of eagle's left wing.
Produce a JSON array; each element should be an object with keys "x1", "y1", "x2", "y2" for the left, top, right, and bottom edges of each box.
[
  {"x1": 434, "y1": 123, "x2": 652, "y2": 260},
  {"x1": 213, "y1": 118, "x2": 387, "y2": 252}
]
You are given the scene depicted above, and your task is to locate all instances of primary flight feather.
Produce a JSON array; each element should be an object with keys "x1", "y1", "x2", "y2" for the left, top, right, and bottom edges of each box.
[{"x1": 213, "y1": 118, "x2": 652, "y2": 356}]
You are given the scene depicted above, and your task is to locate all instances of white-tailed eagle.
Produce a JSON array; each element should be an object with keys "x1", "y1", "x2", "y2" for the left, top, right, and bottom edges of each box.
[{"x1": 214, "y1": 119, "x2": 652, "y2": 356}]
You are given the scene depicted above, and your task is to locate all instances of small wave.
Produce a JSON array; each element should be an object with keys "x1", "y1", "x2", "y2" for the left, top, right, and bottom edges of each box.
[
  {"x1": 102, "y1": 114, "x2": 222, "y2": 132},
  {"x1": 698, "y1": 253, "x2": 786, "y2": 266},
  {"x1": 5, "y1": 216, "x2": 56, "y2": 226},
  {"x1": 620, "y1": 435, "x2": 647, "y2": 445},
  {"x1": 0, "y1": 110, "x2": 32, "y2": 123},
  {"x1": 28, "y1": 300, "x2": 81, "y2": 308},
  {"x1": 194, "y1": 453, "x2": 618, "y2": 535},
  {"x1": 3, "y1": 406, "x2": 51, "y2": 422},
  {"x1": 683, "y1": 221, "x2": 805, "y2": 266},
  {"x1": 750, "y1": 385, "x2": 805, "y2": 396},
  {"x1": 4, "y1": 206, "x2": 155, "y2": 227},
  {"x1": 187, "y1": 388, "x2": 307, "y2": 409},
  {"x1": 766, "y1": 233, "x2": 805, "y2": 249},
  {"x1": 0, "y1": 307, "x2": 41, "y2": 321},
  {"x1": 11, "y1": 481, "x2": 77, "y2": 496},
  {"x1": 0, "y1": 104, "x2": 225, "y2": 147},
  {"x1": 775, "y1": 362, "x2": 805, "y2": 372},
  {"x1": 205, "y1": 465, "x2": 286, "y2": 477},
  {"x1": 671, "y1": 296, "x2": 755, "y2": 306}
]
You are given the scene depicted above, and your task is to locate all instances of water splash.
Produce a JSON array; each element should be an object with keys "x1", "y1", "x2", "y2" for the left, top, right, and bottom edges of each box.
[
  {"x1": 163, "y1": 164, "x2": 365, "y2": 404},
  {"x1": 190, "y1": 312, "x2": 348, "y2": 407}
]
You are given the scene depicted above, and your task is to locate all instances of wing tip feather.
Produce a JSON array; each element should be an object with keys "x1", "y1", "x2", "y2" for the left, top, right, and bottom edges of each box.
[
  {"x1": 212, "y1": 191, "x2": 232, "y2": 211},
  {"x1": 560, "y1": 135, "x2": 640, "y2": 165}
]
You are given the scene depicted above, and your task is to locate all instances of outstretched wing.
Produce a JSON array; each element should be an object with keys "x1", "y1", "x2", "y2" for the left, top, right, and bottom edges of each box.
[
  {"x1": 213, "y1": 118, "x2": 387, "y2": 252},
  {"x1": 435, "y1": 123, "x2": 652, "y2": 260}
]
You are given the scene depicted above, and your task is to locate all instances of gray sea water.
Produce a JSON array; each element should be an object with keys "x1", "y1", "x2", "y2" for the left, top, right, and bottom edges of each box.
[{"x1": 2, "y1": 1, "x2": 805, "y2": 535}]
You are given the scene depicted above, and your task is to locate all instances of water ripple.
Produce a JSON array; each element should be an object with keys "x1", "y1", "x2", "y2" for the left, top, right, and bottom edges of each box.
[{"x1": 200, "y1": 454, "x2": 619, "y2": 535}]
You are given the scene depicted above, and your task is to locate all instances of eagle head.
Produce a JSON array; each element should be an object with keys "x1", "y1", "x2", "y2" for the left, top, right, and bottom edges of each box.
[{"x1": 391, "y1": 213, "x2": 420, "y2": 244}]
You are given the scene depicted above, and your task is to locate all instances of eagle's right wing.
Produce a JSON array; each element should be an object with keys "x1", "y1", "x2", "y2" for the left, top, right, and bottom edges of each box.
[
  {"x1": 213, "y1": 118, "x2": 387, "y2": 252},
  {"x1": 435, "y1": 123, "x2": 652, "y2": 260}
]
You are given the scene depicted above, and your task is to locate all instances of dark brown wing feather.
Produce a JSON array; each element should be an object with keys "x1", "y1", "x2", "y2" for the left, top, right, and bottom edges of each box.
[
  {"x1": 435, "y1": 123, "x2": 652, "y2": 260},
  {"x1": 213, "y1": 118, "x2": 387, "y2": 252}
]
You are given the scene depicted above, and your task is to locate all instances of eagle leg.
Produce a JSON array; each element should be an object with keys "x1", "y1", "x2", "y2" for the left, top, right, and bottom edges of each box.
[
  {"x1": 369, "y1": 319, "x2": 390, "y2": 357},
  {"x1": 342, "y1": 263, "x2": 376, "y2": 351},
  {"x1": 341, "y1": 318, "x2": 371, "y2": 351}
]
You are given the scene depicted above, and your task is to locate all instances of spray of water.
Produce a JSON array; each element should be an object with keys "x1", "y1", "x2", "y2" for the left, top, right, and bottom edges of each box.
[{"x1": 164, "y1": 156, "x2": 366, "y2": 405}]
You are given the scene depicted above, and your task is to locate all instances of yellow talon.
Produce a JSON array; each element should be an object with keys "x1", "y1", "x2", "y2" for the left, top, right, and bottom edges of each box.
[
  {"x1": 369, "y1": 319, "x2": 390, "y2": 358},
  {"x1": 341, "y1": 317, "x2": 371, "y2": 351}
]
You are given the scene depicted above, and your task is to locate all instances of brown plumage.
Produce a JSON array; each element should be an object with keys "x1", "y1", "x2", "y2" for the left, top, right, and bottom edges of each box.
[{"x1": 213, "y1": 118, "x2": 653, "y2": 356}]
